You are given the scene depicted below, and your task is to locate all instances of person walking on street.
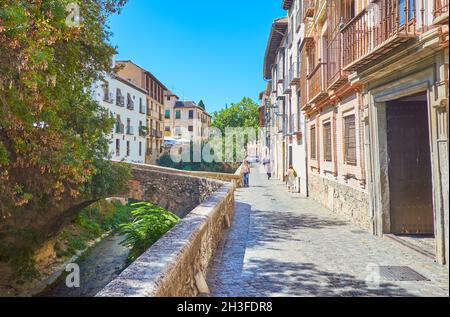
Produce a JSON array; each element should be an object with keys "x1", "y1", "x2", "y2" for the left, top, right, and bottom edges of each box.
[
  {"x1": 242, "y1": 160, "x2": 251, "y2": 187},
  {"x1": 286, "y1": 165, "x2": 297, "y2": 193},
  {"x1": 263, "y1": 157, "x2": 272, "y2": 180}
]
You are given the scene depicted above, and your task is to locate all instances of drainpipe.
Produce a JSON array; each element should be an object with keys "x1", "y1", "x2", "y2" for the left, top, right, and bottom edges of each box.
[{"x1": 304, "y1": 114, "x2": 310, "y2": 197}]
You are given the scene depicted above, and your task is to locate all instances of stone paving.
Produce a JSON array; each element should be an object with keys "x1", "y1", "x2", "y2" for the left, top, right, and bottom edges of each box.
[{"x1": 207, "y1": 166, "x2": 449, "y2": 297}]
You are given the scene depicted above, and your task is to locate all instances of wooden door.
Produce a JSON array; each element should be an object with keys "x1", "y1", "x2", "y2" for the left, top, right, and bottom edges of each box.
[{"x1": 387, "y1": 100, "x2": 434, "y2": 234}]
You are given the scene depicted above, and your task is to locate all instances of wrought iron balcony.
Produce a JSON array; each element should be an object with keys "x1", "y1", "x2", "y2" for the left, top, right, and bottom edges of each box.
[
  {"x1": 115, "y1": 123, "x2": 124, "y2": 134},
  {"x1": 342, "y1": 0, "x2": 419, "y2": 72},
  {"x1": 126, "y1": 126, "x2": 134, "y2": 135},
  {"x1": 307, "y1": 61, "x2": 327, "y2": 104},
  {"x1": 116, "y1": 96, "x2": 125, "y2": 107}
]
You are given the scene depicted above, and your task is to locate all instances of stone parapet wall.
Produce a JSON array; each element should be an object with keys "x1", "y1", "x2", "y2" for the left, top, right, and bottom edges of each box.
[
  {"x1": 97, "y1": 183, "x2": 235, "y2": 297},
  {"x1": 308, "y1": 172, "x2": 370, "y2": 230},
  {"x1": 128, "y1": 165, "x2": 223, "y2": 218},
  {"x1": 130, "y1": 163, "x2": 243, "y2": 188}
]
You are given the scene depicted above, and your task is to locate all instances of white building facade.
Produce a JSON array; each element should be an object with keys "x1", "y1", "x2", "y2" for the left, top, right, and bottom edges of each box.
[
  {"x1": 263, "y1": 0, "x2": 308, "y2": 195},
  {"x1": 93, "y1": 74, "x2": 148, "y2": 164}
]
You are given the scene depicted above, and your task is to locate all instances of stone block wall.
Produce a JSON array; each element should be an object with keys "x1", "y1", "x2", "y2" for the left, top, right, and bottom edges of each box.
[
  {"x1": 128, "y1": 165, "x2": 224, "y2": 218},
  {"x1": 97, "y1": 183, "x2": 235, "y2": 297},
  {"x1": 308, "y1": 172, "x2": 370, "y2": 229}
]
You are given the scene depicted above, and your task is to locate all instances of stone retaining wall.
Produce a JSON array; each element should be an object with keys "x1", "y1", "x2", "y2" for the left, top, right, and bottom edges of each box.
[
  {"x1": 97, "y1": 182, "x2": 235, "y2": 297},
  {"x1": 308, "y1": 172, "x2": 370, "y2": 230}
]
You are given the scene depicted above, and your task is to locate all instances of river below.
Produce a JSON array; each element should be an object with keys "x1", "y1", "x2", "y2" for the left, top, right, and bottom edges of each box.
[{"x1": 40, "y1": 233, "x2": 130, "y2": 297}]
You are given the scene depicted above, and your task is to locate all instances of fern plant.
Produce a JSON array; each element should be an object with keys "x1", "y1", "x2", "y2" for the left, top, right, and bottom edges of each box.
[{"x1": 118, "y1": 202, "x2": 180, "y2": 262}]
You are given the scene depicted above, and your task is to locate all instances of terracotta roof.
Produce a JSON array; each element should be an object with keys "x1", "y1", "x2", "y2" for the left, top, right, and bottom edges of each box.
[
  {"x1": 174, "y1": 101, "x2": 211, "y2": 117},
  {"x1": 263, "y1": 17, "x2": 288, "y2": 80},
  {"x1": 116, "y1": 60, "x2": 169, "y2": 91}
]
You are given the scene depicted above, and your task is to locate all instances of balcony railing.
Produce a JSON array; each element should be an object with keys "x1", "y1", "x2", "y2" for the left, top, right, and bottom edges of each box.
[
  {"x1": 327, "y1": 31, "x2": 347, "y2": 90},
  {"x1": 126, "y1": 126, "x2": 134, "y2": 135},
  {"x1": 289, "y1": 62, "x2": 301, "y2": 86},
  {"x1": 115, "y1": 123, "x2": 124, "y2": 134},
  {"x1": 303, "y1": 0, "x2": 315, "y2": 19},
  {"x1": 434, "y1": 0, "x2": 449, "y2": 19},
  {"x1": 307, "y1": 61, "x2": 327, "y2": 104},
  {"x1": 342, "y1": 0, "x2": 419, "y2": 72},
  {"x1": 127, "y1": 100, "x2": 134, "y2": 110},
  {"x1": 116, "y1": 96, "x2": 125, "y2": 107}
]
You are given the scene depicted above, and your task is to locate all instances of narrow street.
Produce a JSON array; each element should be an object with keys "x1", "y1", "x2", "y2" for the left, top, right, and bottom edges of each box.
[{"x1": 207, "y1": 166, "x2": 449, "y2": 297}]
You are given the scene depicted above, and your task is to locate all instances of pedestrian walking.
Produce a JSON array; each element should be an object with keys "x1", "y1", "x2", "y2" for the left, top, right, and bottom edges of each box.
[
  {"x1": 242, "y1": 160, "x2": 251, "y2": 187},
  {"x1": 263, "y1": 157, "x2": 272, "y2": 180},
  {"x1": 286, "y1": 165, "x2": 297, "y2": 193}
]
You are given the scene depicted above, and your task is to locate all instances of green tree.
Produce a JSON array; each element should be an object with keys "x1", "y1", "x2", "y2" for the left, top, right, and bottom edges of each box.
[
  {"x1": 212, "y1": 97, "x2": 259, "y2": 133},
  {"x1": 211, "y1": 97, "x2": 260, "y2": 162},
  {"x1": 0, "y1": 1, "x2": 129, "y2": 219},
  {"x1": 198, "y1": 100, "x2": 205, "y2": 110}
]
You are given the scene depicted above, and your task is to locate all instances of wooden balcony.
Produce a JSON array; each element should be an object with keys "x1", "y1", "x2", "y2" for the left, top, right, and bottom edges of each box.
[
  {"x1": 307, "y1": 61, "x2": 327, "y2": 104},
  {"x1": 342, "y1": 0, "x2": 419, "y2": 72},
  {"x1": 434, "y1": 0, "x2": 449, "y2": 23},
  {"x1": 327, "y1": 32, "x2": 347, "y2": 90},
  {"x1": 303, "y1": 0, "x2": 315, "y2": 19}
]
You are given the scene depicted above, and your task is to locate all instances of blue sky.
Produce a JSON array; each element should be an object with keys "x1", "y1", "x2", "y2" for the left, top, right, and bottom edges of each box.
[{"x1": 109, "y1": 0, "x2": 285, "y2": 114}]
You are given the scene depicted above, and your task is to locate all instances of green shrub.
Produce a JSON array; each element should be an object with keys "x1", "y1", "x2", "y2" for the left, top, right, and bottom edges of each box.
[{"x1": 119, "y1": 202, "x2": 180, "y2": 262}]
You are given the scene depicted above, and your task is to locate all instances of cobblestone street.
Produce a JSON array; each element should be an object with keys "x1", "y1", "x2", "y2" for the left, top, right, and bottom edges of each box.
[{"x1": 207, "y1": 166, "x2": 449, "y2": 297}]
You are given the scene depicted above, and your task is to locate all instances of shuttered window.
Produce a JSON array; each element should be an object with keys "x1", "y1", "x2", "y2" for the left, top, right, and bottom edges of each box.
[
  {"x1": 310, "y1": 126, "x2": 317, "y2": 160},
  {"x1": 323, "y1": 122, "x2": 332, "y2": 162},
  {"x1": 344, "y1": 115, "x2": 357, "y2": 166}
]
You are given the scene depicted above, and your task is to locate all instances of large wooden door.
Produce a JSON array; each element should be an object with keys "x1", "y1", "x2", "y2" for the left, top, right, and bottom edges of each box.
[{"x1": 387, "y1": 100, "x2": 434, "y2": 234}]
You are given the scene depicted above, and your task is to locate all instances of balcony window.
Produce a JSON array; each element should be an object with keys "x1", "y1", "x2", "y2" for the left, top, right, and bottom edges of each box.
[
  {"x1": 189, "y1": 110, "x2": 194, "y2": 119},
  {"x1": 344, "y1": 115, "x2": 357, "y2": 166},
  {"x1": 323, "y1": 122, "x2": 332, "y2": 162},
  {"x1": 116, "y1": 89, "x2": 124, "y2": 107},
  {"x1": 310, "y1": 126, "x2": 317, "y2": 160},
  {"x1": 175, "y1": 110, "x2": 181, "y2": 119},
  {"x1": 165, "y1": 110, "x2": 171, "y2": 119},
  {"x1": 115, "y1": 139, "x2": 120, "y2": 156}
]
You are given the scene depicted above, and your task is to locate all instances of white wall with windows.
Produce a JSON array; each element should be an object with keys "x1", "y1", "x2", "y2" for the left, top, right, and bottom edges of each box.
[{"x1": 93, "y1": 74, "x2": 148, "y2": 164}]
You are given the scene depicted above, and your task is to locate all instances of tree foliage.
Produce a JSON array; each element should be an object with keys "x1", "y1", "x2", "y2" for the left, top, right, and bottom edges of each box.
[
  {"x1": 0, "y1": 0, "x2": 129, "y2": 219},
  {"x1": 212, "y1": 97, "x2": 259, "y2": 133},
  {"x1": 198, "y1": 100, "x2": 205, "y2": 110}
]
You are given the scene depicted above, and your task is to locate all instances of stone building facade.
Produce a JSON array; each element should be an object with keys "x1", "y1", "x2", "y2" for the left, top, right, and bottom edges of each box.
[
  {"x1": 164, "y1": 95, "x2": 211, "y2": 143},
  {"x1": 263, "y1": 0, "x2": 448, "y2": 265},
  {"x1": 299, "y1": 0, "x2": 370, "y2": 228}
]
